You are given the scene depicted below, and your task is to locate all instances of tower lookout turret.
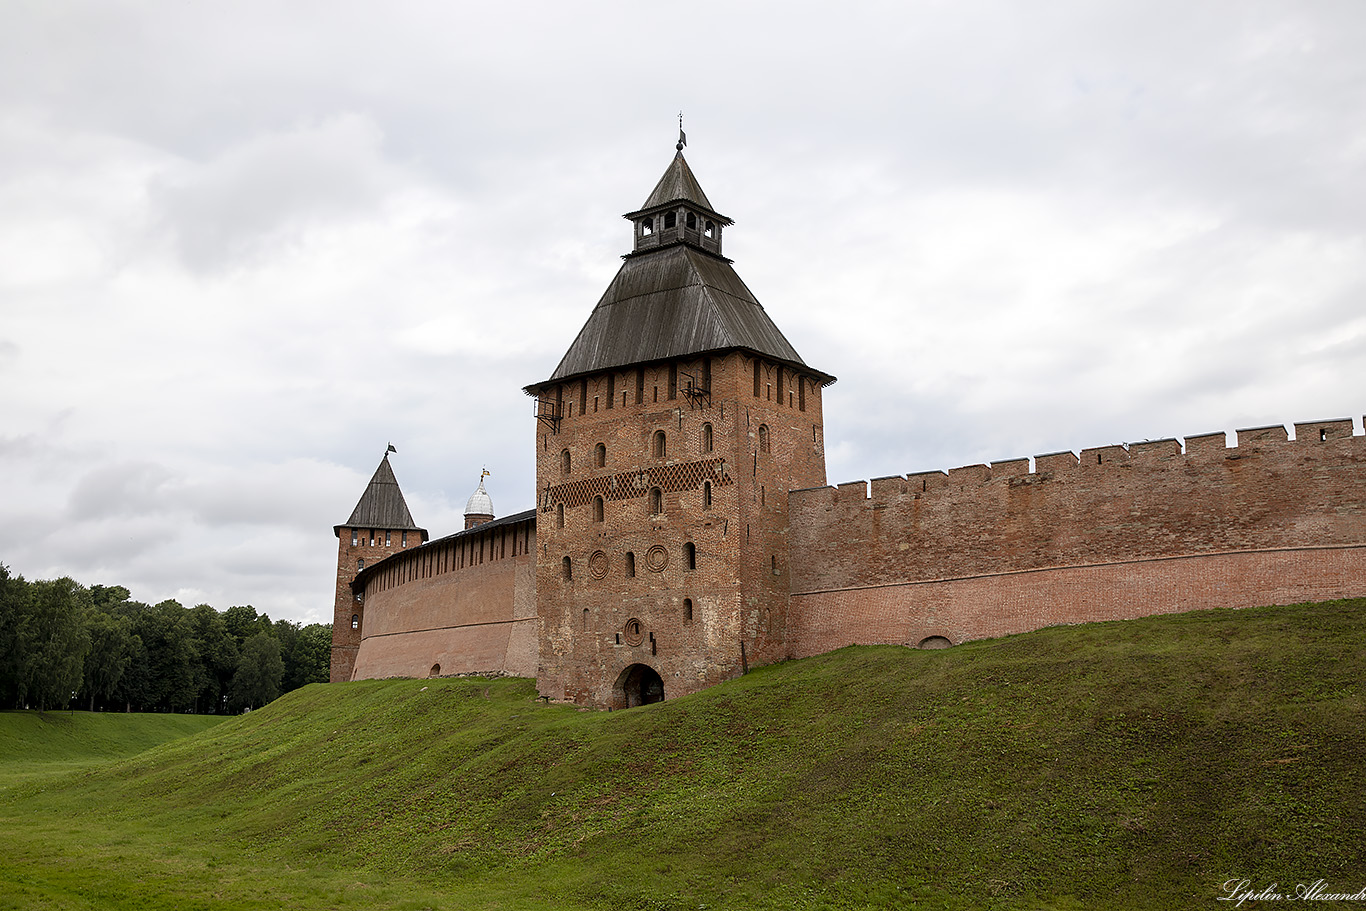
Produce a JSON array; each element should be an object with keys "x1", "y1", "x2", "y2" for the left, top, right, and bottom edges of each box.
[
  {"x1": 330, "y1": 450, "x2": 428, "y2": 682},
  {"x1": 525, "y1": 140, "x2": 834, "y2": 708}
]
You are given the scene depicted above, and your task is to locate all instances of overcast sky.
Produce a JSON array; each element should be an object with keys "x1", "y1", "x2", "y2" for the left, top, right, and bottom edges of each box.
[{"x1": 2, "y1": 1, "x2": 1363, "y2": 625}]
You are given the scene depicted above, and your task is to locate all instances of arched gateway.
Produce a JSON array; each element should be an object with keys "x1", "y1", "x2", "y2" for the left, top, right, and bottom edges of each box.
[{"x1": 614, "y1": 664, "x2": 665, "y2": 708}]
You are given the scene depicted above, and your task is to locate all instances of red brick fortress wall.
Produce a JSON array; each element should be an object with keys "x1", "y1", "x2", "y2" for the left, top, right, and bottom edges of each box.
[
  {"x1": 787, "y1": 418, "x2": 1366, "y2": 656},
  {"x1": 330, "y1": 525, "x2": 427, "y2": 683},
  {"x1": 349, "y1": 517, "x2": 537, "y2": 680}
]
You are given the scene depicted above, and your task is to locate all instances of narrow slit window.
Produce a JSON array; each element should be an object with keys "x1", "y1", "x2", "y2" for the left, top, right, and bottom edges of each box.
[
  {"x1": 595, "y1": 442, "x2": 606, "y2": 467},
  {"x1": 653, "y1": 430, "x2": 667, "y2": 458},
  {"x1": 593, "y1": 496, "x2": 604, "y2": 523},
  {"x1": 684, "y1": 542, "x2": 696, "y2": 570},
  {"x1": 625, "y1": 552, "x2": 636, "y2": 577},
  {"x1": 684, "y1": 598, "x2": 693, "y2": 623},
  {"x1": 650, "y1": 487, "x2": 663, "y2": 515},
  {"x1": 562, "y1": 556, "x2": 572, "y2": 580},
  {"x1": 702, "y1": 422, "x2": 713, "y2": 453},
  {"x1": 703, "y1": 481, "x2": 712, "y2": 510}
]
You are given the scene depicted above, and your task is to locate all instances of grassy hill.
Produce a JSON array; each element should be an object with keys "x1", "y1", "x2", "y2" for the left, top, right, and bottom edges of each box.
[{"x1": 1, "y1": 599, "x2": 1363, "y2": 910}]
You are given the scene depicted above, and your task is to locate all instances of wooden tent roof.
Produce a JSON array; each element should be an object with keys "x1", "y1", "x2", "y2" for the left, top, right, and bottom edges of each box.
[
  {"x1": 527, "y1": 152, "x2": 833, "y2": 390},
  {"x1": 334, "y1": 455, "x2": 425, "y2": 535},
  {"x1": 624, "y1": 151, "x2": 732, "y2": 224}
]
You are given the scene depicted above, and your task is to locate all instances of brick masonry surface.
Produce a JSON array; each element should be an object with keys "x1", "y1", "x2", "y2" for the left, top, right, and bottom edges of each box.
[
  {"x1": 788, "y1": 420, "x2": 1366, "y2": 651},
  {"x1": 788, "y1": 545, "x2": 1366, "y2": 656},
  {"x1": 344, "y1": 517, "x2": 536, "y2": 681},
  {"x1": 533, "y1": 351, "x2": 829, "y2": 707}
]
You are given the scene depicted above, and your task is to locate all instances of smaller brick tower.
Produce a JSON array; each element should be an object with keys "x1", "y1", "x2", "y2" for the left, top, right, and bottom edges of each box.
[
  {"x1": 526, "y1": 140, "x2": 835, "y2": 708},
  {"x1": 330, "y1": 450, "x2": 428, "y2": 682}
]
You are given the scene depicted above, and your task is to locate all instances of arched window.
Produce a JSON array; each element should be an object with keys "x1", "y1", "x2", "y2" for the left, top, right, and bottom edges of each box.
[
  {"x1": 430, "y1": 664, "x2": 441, "y2": 677},
  {"x1": 561, "y1": 449, "x2": 571, "y2": 475},
  {"x1": 595, "y1": 442, "x2": 606, "y2": 467},
  {"x1": 684, "y1": 542, "x2": 696, "y2": 570},
  {"x1": 758, "y1": 424, "x2": 770, "y2": 453},
  {"x1": 704, "y1": 220, "x2": 715, "y2": 238},
  {"x1": 683, "y1": 598, "x2": 693, "y2": 623},
  {"x1": 625, "y1": 552, "x2": 636, "y2": 577},
  {"x1": 593, "y1": 496, "x2": 604, "y2": 523},
  {"x1": 703, "y1": 481, "x2": 712, "y2": 510},
  {"x1": 562, "y1": 556, "x2": 573, "y2": 580},
  {"x1": 649, "y1": 487, "x2": 663, "y2": 515},
  {"x1": 556, "y1": 503, "x2": 564, "y2": 528},
  {"x1": 641, "y1": 217, "x2": 653, "y2": 236},
  {"x1": 357, "y1": 558, "x2": 365, "y2": 570},
  {"x1": 653, "y1": 430, "x2": 666, "y2": 458},
  {"x1": 664, "y1": 211, "x2": 676, "y2": 229},
  {"x1": 350, "y1": 614, "x2": 359, "y2": 630},
  {"x1": 685, "y1": 211, "x2": 697, "y2": 230},
  {"x1": 701, "y1": 422, "x2": 713, "y2": 453}
]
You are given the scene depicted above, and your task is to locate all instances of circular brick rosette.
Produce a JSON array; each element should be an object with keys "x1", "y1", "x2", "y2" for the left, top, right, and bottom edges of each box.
[
  {"x1": 623, "y1": 618, "x2": 645, "y2": 646},
  {"x1": 588, "y1": 550, "x2": 609, "y2": 579},
  {"x1": 645, "y1": 544, "x2": 669, "y2": 572}
]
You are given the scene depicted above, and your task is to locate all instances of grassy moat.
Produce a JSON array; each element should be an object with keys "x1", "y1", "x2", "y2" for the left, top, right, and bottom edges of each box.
[{"x1": 2, "y1": 599, "x2": 1363, "y2": 910}]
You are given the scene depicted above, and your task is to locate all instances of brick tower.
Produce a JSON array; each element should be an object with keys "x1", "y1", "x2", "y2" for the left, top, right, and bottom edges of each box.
[
  {"x1": 525, "y1": 141, "x2": 835, "y2": 707},
  {"x1": 330, "y1": 450, "x2": 428, "y2": 682}
]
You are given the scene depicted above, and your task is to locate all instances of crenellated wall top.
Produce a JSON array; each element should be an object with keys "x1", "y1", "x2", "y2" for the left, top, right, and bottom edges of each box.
[{"x1": 803, "y1": 417, "x2": 1363, "y2": 503}]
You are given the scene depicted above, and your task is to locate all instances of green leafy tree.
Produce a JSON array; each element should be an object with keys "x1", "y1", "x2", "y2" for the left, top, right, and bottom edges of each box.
[
  {"x1": 0, "y1": 565, "x2": 33, "y2": 708},
  {"x1": 189, "y1": 604, "x2": 238, "y2": 713},
  {"x1": 283, "y1": 623, "x2": 332, "y2": 691},
  {"x1": 223, "y1": 604, "x2": 272, "y2": 647},
  {"x1": 21, "y1": 579, "x2": 92, "y2": 711},
  {"x1": 229, "y1": 632, "x2": 284, "y2": 711},
  {"x1": 129, "y1": 600, "x2": 200, "y2": 711},
  {"x1": 81, "y1": 608, "x2": 138, "y2": 711}
]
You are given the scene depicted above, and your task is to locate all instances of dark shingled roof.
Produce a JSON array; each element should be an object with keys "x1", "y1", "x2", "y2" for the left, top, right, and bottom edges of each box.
[
  {"x1": 532, "y1": 245, "x2": 831, "y2": 386},
  {"x1": 625, "y1": 152, "x2": 730, "y2": 223},
  {"x1": 335, "y1": 455, "x2": 425, "y2": 535}
]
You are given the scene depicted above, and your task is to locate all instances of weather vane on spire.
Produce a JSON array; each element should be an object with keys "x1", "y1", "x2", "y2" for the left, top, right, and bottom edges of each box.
[{"x1": 677, "y1": 111, "x2": 686, "y2": 152}]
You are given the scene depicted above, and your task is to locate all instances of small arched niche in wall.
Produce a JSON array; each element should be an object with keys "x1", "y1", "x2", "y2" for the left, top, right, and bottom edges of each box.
[{"x1": 917, "y1": 636, "x2": 953, "y2": 649}]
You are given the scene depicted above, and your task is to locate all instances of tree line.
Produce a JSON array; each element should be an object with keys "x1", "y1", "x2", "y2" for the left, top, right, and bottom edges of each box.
[{"x1": 0, "y1": 564, "x2": 331, "y2": 713}]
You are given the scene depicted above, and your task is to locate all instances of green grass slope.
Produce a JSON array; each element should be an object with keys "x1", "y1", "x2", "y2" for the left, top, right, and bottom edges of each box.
[
  {"x1": 2, "y1": 599, "x2": 1363, "y2": 911},
  {"x1": 0, "y1": 711, "x2": 224, "y2": 774}
]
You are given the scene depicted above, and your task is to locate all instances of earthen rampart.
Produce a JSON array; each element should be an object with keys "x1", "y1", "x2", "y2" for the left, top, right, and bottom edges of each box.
[{"x1": 787, "y1": 418, "x2": 1366, "y2": 656}]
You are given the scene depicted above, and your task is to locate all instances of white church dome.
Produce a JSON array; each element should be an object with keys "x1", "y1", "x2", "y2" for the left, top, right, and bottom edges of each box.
[{"x1": 464, "y1": 474, "x2": 493, "y2": 517}]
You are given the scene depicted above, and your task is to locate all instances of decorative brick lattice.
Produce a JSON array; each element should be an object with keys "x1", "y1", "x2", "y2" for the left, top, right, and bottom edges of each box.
[
  {"x1": 588, "y1": 550, "x2": 609, "y2": 579},
  {"x1": 544, "y1": 458, "x2": 733, "y2": 510},
  {"x1": 645, "y1": 545, "x2": 669, "y2": 573}
]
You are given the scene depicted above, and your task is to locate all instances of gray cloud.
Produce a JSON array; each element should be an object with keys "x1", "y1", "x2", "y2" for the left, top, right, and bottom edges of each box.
[{"x1": 1, "y1": 0, "x2": 1362, "y2": 621}]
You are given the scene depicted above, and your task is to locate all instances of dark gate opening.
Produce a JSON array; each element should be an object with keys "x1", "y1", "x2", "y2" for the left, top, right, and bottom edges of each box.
[{"x1": 615, "y1": 663, "x2": 665, "y2": 708}]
